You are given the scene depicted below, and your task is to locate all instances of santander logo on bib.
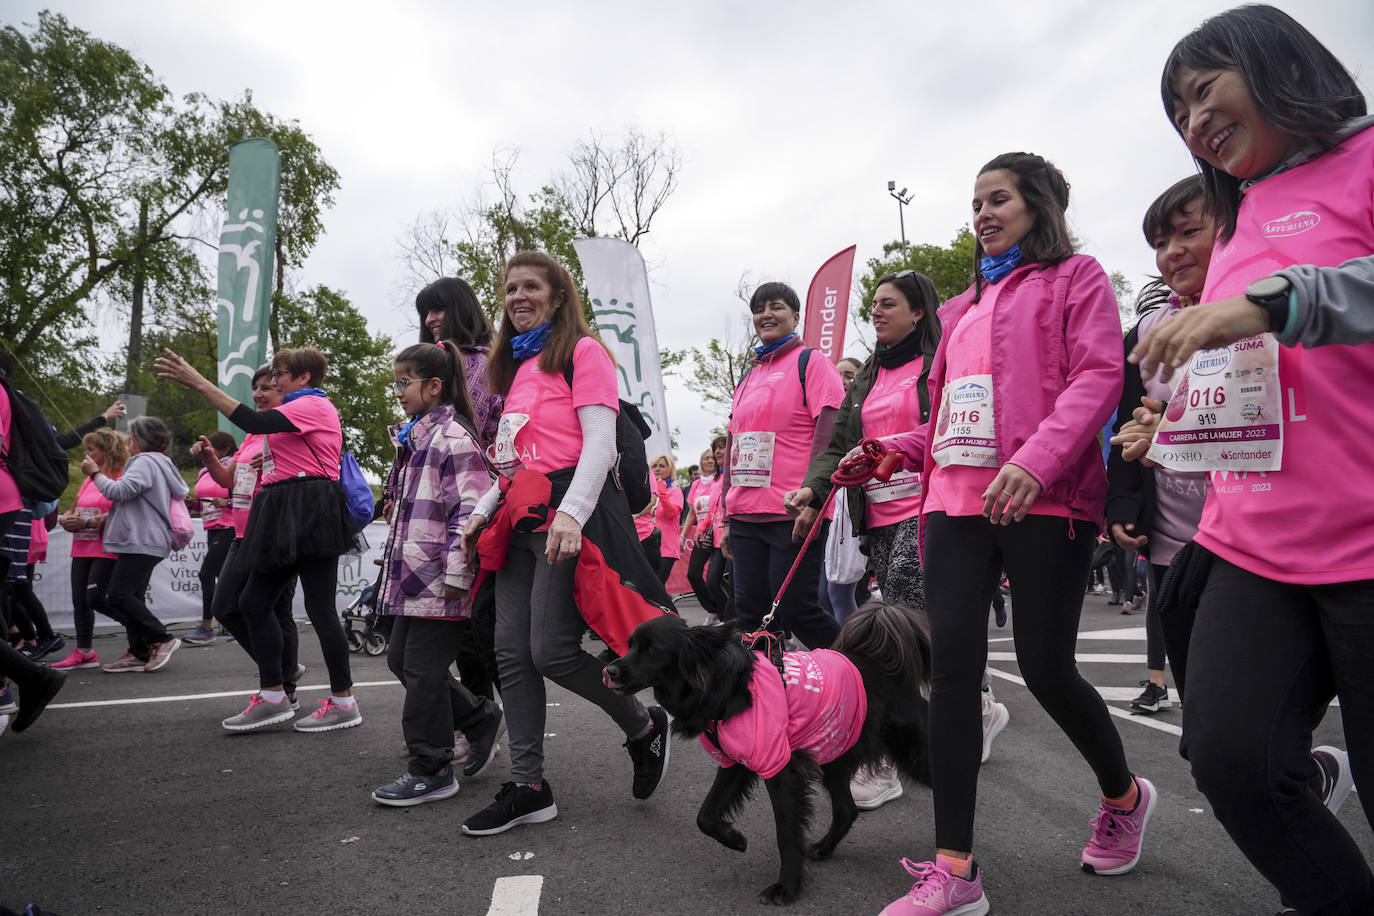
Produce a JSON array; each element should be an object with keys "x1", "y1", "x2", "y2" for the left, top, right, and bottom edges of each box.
[{"x1": 1261, "y1": 210, "x2": 1321, "y2": 237}]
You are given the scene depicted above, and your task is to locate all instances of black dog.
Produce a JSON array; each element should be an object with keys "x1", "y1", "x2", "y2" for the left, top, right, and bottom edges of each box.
[{"x1": 602, "y1": 603, "x2": 932, "y2": 905}]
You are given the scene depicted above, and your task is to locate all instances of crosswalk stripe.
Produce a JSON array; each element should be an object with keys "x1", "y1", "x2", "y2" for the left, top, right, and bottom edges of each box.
[{"x1": 989, "y1": 651, "x2": 1147, "y2": 664}]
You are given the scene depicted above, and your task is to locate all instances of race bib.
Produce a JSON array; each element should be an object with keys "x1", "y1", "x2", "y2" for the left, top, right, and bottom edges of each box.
[
  {"x1": 1146, "y1": 335, "x2": 1283, "y2": 472},
  {"x1": 260, "y1": 439, "x2": 275, "y2": 478},
  {"x1": 201, "y1": 503, "x2": 222, "y2": 524},
  {"x1": 232, "y1": 464, "x2": 257, "y2": 510},
  {"x1": 931, "y1": 374, "x2": 998, "y2": 468},
  {"x1": 693, "y1": 493, "x2": 712, "y2": 515},
  {"x1": 862, "y1": 468, "x2": 923, "y2": 503},
  {"x1": 73, "y1": 507, "x2": 100, "y2": 541},
  {"x1": 487, "y1": 412, "x2": 532, "y2": 478},
  {"x1": 730, "y1": 431, "x2": 775, "y2": 488}
]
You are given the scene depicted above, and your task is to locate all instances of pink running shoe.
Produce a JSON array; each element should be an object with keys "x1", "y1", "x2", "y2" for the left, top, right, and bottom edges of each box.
[
  {"x1": 51, "y1": 649, "x2": 99, "y2": 670},
  {"x1": 1082, "y1": 776, "x2": 1157, "y2": 875},
  {"x1": 881, "y1": 858, "x2": 989, "y2": 916}
]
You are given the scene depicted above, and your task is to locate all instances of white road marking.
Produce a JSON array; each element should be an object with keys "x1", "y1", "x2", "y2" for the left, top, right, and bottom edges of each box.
[
  {"x1": 45, "y1": 679, "x2": 402, "y2": 710},
  {"x1": 488, "y1": 875, "x2": 543, "y2": 916},
  {"x1": 989, "y1": 651, "x2": 1147, "y2": 664},
  {"x1": 987, "y1": 667, "x2": 1183, "y2": 736}
]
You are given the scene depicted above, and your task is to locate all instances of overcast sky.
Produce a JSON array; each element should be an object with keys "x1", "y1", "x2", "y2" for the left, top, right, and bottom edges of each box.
[{"x1": 10, "y1": 0, "x2": 1374, "y2": 462}]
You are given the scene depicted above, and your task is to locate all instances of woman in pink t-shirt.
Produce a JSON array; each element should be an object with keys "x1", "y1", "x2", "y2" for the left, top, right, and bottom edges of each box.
[
  {"x1": 681, "y1": 446, "x2": 723, "y2": 619},
  {"x1": 879, "y1": 154, "x2": 1150, "y2": 914},
  {"x1": 158, "y1": 347, "x2": 358, "y2": 734},
  {"x1": 723, "y1": 282, "x2": 845, "y2": 650},
  {"x1": 788, "y1": 270, "x2": 942, "y2": 615},
  {"x1": 183, "y1": 430, "x2": 237, "y2": 647},
  {"x1": 50, "y1": 429, "x2": 129, "y2": 670},
  {"x1": 456, "y1": 251, "x2": 672, "y2": 837},
  {"x1": 1121, "y1": 11, "x2": 1374, "y2": 912},
  {"x1": 192, "y1": 368, "x2": 303, "y2": 706},
  {"x1": 648, "y1": 454, "x2": 683, "y2": 583}
]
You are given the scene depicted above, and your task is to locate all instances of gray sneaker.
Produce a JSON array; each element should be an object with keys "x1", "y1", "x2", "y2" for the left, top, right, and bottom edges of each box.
[
  {"x1": 222, "y1": 693, "x2": 295, "y2": 732},
  {"x1": 294, "y1": 697, "x2": 362, "y2": 732},
  {"x1": 143, "y1": 637, "x2": 181, "y2": 672}
]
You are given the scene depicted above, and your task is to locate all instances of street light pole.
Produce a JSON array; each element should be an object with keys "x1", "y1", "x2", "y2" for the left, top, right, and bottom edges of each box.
[{"x1": 887, "y1": 180, "x2": 912, "y2": 254}]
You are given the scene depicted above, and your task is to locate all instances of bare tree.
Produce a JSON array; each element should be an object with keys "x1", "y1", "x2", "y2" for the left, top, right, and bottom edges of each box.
[
  {"x1": 552, "y1": 126, "x2": 680, "y2": 245},
  {"x1": 392, "y1": 208, "x2": 457, "y2": 306}
]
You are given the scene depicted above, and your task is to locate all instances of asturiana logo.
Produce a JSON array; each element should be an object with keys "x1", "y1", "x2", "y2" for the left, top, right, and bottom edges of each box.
[
  {"x1": 1192, "y1": 347, "x2": 1232, "y2": 376},
  {"x1": 1262, "y1": 210, "x2": 1321, "y2": 237},
  {"x1": 952, "y1": 382, "x2": 988, "y2": 405}
]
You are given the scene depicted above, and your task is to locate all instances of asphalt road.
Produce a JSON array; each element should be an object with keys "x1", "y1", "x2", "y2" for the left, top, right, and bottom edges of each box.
[{"x1": 3, "y1": 593, "x2": 1366, "y2": 915}]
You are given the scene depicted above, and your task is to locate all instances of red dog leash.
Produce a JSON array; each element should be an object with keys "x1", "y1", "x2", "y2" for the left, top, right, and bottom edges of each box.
[{"x1": 742, "y1": 437, "x2": 904, "y2": 661}]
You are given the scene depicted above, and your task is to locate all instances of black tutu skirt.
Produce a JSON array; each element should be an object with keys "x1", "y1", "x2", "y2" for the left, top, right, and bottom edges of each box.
[{"x1": 238, "y1": 476, "x2": 360, "y2": 571}]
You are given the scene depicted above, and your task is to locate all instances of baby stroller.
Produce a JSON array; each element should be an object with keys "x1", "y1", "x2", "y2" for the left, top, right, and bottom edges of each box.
[{"x1": 341, "y1": 568, "x2": 392, "y2": 656}]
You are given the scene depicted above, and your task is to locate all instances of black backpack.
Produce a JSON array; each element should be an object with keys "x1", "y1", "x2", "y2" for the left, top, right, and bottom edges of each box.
[
  {"x1": 0, "y1": 379, "x2": 69, "y2": 504},
  {"x1": 563, "y1": 364, "x2": 654, "y2": 514}
]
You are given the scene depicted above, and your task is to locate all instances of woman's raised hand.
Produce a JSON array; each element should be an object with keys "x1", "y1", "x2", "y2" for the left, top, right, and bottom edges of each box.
[{"x1": 154, "y1": 348, "x2": 210, "y2": 390}]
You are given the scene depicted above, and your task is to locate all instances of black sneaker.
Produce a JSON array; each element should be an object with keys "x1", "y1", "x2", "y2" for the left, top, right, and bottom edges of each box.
[
  {"x1": 1129, "y1": 681, "x2": 1171, "y2": 714},
  {"x1": 462, "y1": 707, "x2": 507, "y2": 779},
  {"x1": 625, "y1": 705, "x2": 670, "y2": 800},
  {"x1": 461, "y1": 781, "x2": 557, "y2": 836},
  {"x1": 13, "y1": 666, "x2": 66, "y2": 734}
]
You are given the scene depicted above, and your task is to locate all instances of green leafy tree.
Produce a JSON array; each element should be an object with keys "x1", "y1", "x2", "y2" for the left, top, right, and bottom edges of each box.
[
  {"x1": 0, "y1": 13, "x2": 338, "y2": 424},
  {"x1": 275, "y1": 285, "x2": 396, "y2": 476},
  {"x1": 856, "y1": 227, "x2": 978, "y2": 321}
]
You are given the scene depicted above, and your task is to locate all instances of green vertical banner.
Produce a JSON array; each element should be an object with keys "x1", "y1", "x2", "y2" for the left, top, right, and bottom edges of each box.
[{"x1": 215, "y1": 138, "x2": 281, "y2": 437}]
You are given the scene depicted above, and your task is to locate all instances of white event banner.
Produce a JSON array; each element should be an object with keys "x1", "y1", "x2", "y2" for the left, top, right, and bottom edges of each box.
[
  {"x1": 572, "y1": 237, "x2": 673, "y2": 461},
  {"x1": 31, "y1": 521, "x2": 389, "y2": 630}
]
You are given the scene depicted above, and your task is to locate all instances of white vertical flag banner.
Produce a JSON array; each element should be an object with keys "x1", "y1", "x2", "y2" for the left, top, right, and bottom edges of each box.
[{"x1": 572, "y1": 238, "x2": 673, "y2": 460}]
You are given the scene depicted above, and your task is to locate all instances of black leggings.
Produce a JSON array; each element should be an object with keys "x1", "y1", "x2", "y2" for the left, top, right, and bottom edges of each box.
[
  {"x1": 705, "y1": 548, "x2": 734, "y2": 622},
  {"x1": 924, "y1": 512, "x2": 1133, "y2": 852},
  {"x1": 7, "y1": 565, "x2": 55, "y2": 641},
  {"x1": 103, "y1": 553, "x2": 171, "y2": 662},
  {"x1": 70, "y1": 556, "x2": 116, "y2": 649},
  {"x1": 212, "y1": 540, "x2": 300, "y2": 689},
  {"x1": 1181, "y1": 557, "x2": 1373, "y2": 916},
  {"x1": 686, "y1": 544, "x2": 720, "y2": 614},
  {"x1": 198, "y1": 527, "x2": 235, "y2": 623},
  {"x1": 1145, "y1": 563, "x2": 1168, "y2": 673},
  {"x1": 655, "y1": 554, "x2": 676, "y2": 585},
  {"x1": 239, "y1": 554, "x2": 351, "y2": 693}
]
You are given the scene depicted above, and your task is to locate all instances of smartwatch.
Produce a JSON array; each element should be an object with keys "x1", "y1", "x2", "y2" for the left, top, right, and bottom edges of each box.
[{"x1": 1244, "y1": 275, "x2": 1292, "y2": 332}]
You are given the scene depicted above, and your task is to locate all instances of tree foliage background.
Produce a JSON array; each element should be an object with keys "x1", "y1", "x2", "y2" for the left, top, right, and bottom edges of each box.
[{"x1": 0, "y1": 12, "x2": 399, "y2": 470}]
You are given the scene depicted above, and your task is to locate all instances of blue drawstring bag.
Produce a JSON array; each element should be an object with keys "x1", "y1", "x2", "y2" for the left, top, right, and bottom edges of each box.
[{"x1": 339, "y1": 451, "x2": 374, "y2": 532}]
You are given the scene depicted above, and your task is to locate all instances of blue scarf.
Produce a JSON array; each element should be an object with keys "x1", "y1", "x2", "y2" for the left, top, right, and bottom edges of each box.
[
  {"x1": 511, "y1": 322, "x2": 554, "y2": 359},
  {"x1": 979, "y1": 244, "x2": 1023, "y2": 284},
  {"x1": 754, "y1": 332, "x2": 798, "y2": 359},
  {"x1": 396, "y1": 407, "x2": 443, "y2": 450},
  {"x1": 282, "y1": 387, "x2": 326, "y2": 403}
]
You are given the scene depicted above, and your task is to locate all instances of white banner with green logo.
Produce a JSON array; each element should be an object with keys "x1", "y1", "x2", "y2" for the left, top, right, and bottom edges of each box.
[
  {"x1": 572, "y1": 237, "x2": 673, "y2": 460},
  {"x1": 215, "y1": 138, "x2": 280, "y2": 437}
]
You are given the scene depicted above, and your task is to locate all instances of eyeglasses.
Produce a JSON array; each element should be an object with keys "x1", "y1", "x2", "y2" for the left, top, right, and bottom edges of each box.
[
  {"x1": 269, "y1": 370, "x2": 285, "y2": 380},
  {"x1": 389, "y1": 377, "x2": 435, "y2": 395}
]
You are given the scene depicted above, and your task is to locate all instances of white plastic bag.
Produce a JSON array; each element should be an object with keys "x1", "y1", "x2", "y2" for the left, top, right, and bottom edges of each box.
[{"x1": 824, "y1": 488, "x2": 866, "y2": 585}]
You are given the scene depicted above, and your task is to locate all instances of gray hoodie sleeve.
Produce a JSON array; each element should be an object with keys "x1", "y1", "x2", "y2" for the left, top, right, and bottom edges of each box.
[{"x1": 1275, "y1": 254, "x2": 1374, "y2": 347}]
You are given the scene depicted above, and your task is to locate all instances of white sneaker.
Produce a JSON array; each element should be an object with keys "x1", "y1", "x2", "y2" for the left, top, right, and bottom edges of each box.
[
  {"x1": 1313, "y1": 746, "x2": 1354, "y2": 814},
  {"x1": 703, "y1": 613, "x2": 721, "y2": 626},
  {"x1": 851, "y1": 761, "x2": 903, "y2": 810},
  {"x1": 981, "y1": 695, "x2": 1009, "y2": 764}
]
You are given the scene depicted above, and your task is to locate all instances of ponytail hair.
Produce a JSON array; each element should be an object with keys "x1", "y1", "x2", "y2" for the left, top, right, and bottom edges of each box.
[{"x1": 394, "y1": 341, "x2": 475, "y2": 424}]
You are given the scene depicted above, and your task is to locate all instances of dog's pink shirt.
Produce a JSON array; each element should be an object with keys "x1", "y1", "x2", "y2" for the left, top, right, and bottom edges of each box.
[{"x1": 701, "y1": 649, "x2": 867, "y2": 779}]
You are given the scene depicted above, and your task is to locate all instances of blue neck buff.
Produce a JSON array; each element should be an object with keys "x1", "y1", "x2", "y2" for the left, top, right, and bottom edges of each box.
[
  {"x1": 281, "y1": 387, "x2": 326, "y2": 403},
  {"x1": 511, "y1": 322, "x2": 554, "y2": 360},
  {"x1": 397, "y1": 407, "x2": 442, "y2": 450},
  {"x1": 754, "y1": 332, "x2": 798, "y2": 359},
  {"x1": 979, "y1": 244, "x2": 1023, "y2": 284}
]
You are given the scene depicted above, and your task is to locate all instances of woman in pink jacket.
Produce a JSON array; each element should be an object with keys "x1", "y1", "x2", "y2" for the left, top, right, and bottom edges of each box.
[{"x1": 881, "y1": 153, "x2": 1152, "y2": 916}]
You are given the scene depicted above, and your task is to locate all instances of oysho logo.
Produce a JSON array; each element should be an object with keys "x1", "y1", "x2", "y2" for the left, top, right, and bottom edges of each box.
[
  {"x1": 1262, "y1": 210, "x2": 1321, "y2": 237},
  {"x1": 1193, "y1": 347, "x2": 1232, "y2": 376},
  {"x1": 952, "y1": 382, "x2": 988, "y2": 405}
]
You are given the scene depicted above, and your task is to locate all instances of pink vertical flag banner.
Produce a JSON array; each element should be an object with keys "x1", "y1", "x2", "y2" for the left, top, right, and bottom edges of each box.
[{"x1": 802, "y1": 245, "x2": 856, "y2": 363}]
